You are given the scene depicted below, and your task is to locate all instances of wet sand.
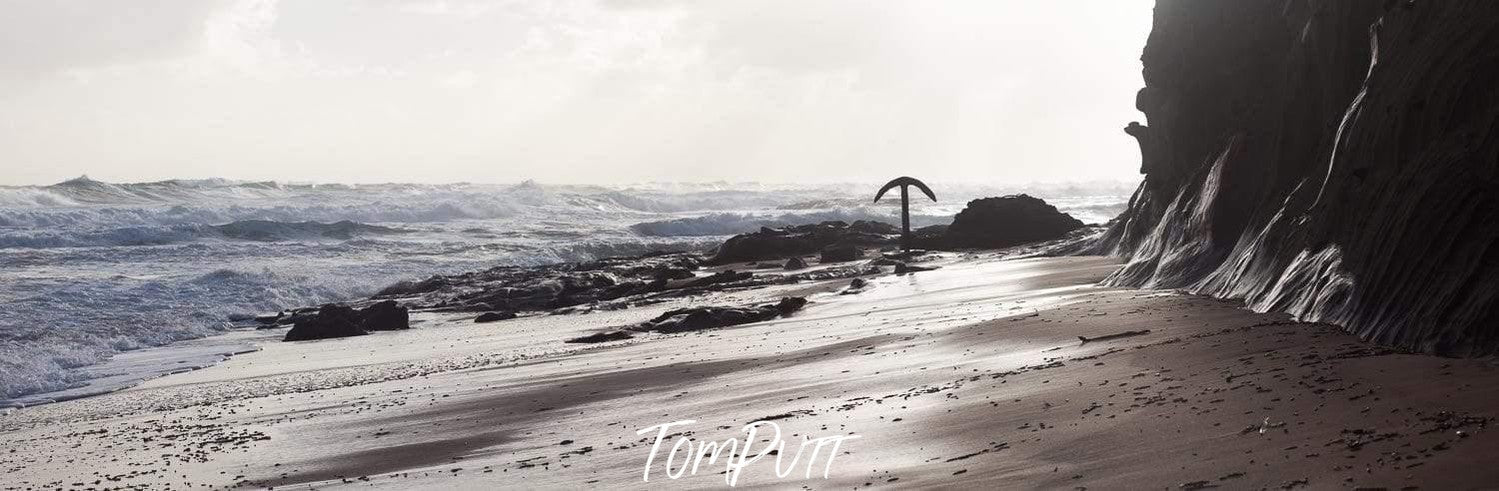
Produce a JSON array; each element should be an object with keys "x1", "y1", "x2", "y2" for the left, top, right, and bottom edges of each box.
[{"x1": 2, "y1": 255, "x2": 1496, "y2": 489}]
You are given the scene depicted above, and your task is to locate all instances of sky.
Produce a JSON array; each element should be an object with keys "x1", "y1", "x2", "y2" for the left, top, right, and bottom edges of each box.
[{"x1": 0, "y1": 0, "x2": 1153, "y2": 186}]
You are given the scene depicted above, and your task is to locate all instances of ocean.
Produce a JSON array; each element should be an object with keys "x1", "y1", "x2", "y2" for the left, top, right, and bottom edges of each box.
[{"x1": 0, "y1": 176, "x2": 1132, "y2": 407}]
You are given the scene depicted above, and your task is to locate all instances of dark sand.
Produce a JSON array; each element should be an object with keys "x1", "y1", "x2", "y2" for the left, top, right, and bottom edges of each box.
[{"x1": 2, "y1": 255, "x2": 1496, "y2": 489}]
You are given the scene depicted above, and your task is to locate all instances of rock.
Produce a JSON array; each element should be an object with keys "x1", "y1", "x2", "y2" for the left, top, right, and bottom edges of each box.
[
  {"x1": 680, "y1": 270, "x2": 752, "y2": 289},
  {"x1": 941, "y1": 195, "x2": 1084, "y2": 249},
  {"x1": 819, "y1": 244, "x2": 862, "y2": 263},
  {"x1": 284, "y1": 304, "x2": 367, "y2": 341},
  {"x1": 565, "y1": 330, "x2": 635, "y2": 343},
  {"x1": 849, "y1": 278, "x2": 868, "y2": 289},
  {"x1": 273, "y1": 307, "x2": 319, "y2": 326},
  {"x1": 914, "y1": 224, "x2": 948, "y2": 237},
  {"x1": 284, "y1": 301, "x2": 408, "y2": 341},
  {"x1": 848, "y1": 220, "x2": 900, "y2": 235},
  {"x1": 420, "y1": 252, "x2": 705, "y2": 313},
  {"x1": 712, "y1": 232, "x2": 819, "y2": 265},
  {"x1": 649, "y1": 266, "x2": 695, "y2": 281},
  {"x1": 648, "y1": 307, "x2": 773, "y2": 333},
  {"x1": 359, "y1": 300, "x2": 410, "y2": 331},
  {"x1": 710, "y1": 220, "x2": 896, "y2": 265},
  {"x1": 774, "y1": 296, "x2": 808, "y2": 315},
  {"x1": 377, "y1": 276, "x2": 448, "y2": 297},
  {"x1": 632, "y1": 297, "x2": 808, "y2": 334},
  {"x1": 1099, "y1": 1, "x2": 1499, "y2": 355},
  {"x1": 474, "y1": 311, "x2": 517, "y2": 323},
  {"x1": 784, "y1": 257, "x2": 808, "y2": 270},
  {"x1": 894, "y1": 262, "x2": 935, "y2": 274}
]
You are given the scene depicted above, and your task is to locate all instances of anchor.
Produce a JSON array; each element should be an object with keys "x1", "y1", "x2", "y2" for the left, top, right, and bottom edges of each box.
[{"x1": 873, "y1": 176, "x2": 936, "y2": 251}]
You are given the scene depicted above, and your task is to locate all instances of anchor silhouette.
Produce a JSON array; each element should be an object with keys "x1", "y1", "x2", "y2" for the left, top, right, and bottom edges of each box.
[{"x1": 873, "y1": 176, "x2": 936, "y2": 251}]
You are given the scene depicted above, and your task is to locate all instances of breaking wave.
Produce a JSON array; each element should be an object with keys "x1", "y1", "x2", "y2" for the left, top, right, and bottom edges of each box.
[{"x1": 0, "y1": 220, "x2": 408, "y2": 249}]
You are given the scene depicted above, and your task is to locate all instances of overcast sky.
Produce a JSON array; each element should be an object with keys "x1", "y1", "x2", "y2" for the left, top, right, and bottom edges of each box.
[{"x1": 0, "y1": 0, "x2": 1152, "y2": 186}]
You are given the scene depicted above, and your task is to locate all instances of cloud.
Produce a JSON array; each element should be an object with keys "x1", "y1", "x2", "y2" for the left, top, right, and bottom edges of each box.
[{"x1": 0, "y1": 0, "x2": 231, "y2": 80}]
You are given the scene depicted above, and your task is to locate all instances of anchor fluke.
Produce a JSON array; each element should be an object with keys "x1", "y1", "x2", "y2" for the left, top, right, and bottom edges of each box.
[
  {"x1": 874, "y1": 176, "x2": 936, "y2": 203},
  {"x1": 872, "y1": 176, "x2": 936, "y2": 251}
]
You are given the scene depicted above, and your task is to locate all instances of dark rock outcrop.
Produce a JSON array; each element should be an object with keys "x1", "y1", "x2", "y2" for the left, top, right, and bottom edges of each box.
[
  {"x1": 284, "y1": 305, "x2": 368, "y2": 341},
  {"x1": 359, "y1": 300, "x2": 409, "y2": 331},
  {"x1": 361, "y1": 251, "x2": 876, "y2": 318},
  {"x1": 284, "y1": 301, "x2": 410, "y2": 341},
  {"x1": 632, "y1": 297, "x2": 808, "y2": 334},
  {"x1": 259, "y1": 307, "x2": 320, "y2": 328},
  {"x1": 377, "y1": 276, "x2": 449, "y2": 297},
  {"x1": 819, "y1": 244, "x2": 862, "y2": 263},
  {"x1": 680, "y1": 270, "x2": 752, "y2": 289},
  {"x1": 384, "y1": 252, "x2": 706, "y2": 313},
  {"x1": 474, "y1": 311, "x2": 517, "y2": 323},
  {"x1": 893, "y1": 262, "x2": 934, "y2": 275},
  {"x1": 1099, "y1": 1, "x2": 1499, "y2": 355},
  {"x1": 941, "y1": 195, "x2": 1084, "y2": 249},
  {"x1": 565, "y1": 330, "x2": 635, "y2": 344},
  {"x1": 709, "y1": 221, "x2": 896, "y2": 264}
]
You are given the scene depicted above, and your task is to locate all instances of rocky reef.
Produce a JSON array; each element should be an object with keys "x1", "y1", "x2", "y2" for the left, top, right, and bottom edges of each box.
[
  {"x1": 1100, "y1": 0, "x2": 1499, "y2": 355},
  {"x1": 368, "y1": 250, "x2": 878, "y2": 318},
  {"x1": 708, "y1": 220, "x2": 898, "y2": 264},
  {"x1": 711, "y1": 203, "x2": 1083, "y2": 261}
]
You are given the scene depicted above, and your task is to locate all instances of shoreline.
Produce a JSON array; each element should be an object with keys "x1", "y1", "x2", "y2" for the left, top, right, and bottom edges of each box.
[
  {"x1": 0, "y1": 331, "x2": 265, "y2": 409},
  {"x1": 3, "y1": 254, "x2": 1496, "y2": 489}
]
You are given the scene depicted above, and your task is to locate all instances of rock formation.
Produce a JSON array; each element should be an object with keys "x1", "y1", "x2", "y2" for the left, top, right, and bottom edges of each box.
[
  {"x1": 283, "y1": 301, "x2": 411, "y2": 341},
  {"x1": 941, "y1": 195, "x2": 1084, "y2": 249},
  {"x1": 565, "y1": 330, "x2": 635, "y2": 344},
  {"x1": 381, "y1": 252, "x2": 707, "y2": 313},
  {"x1": 358, "y1": 300, "x2": 409, "y2": 331},
  {"x1": 709, "y1": 221, "x2": 897, "y2": 264},
  {"x1": 819, "y1": 244, "x2": 862, "y2": 263},
  {"x1": 631, "y1": 297, "x2": 808, "y2": 334},
  {"x1": 1100, "y1": 0, "x2": 1499, "y2": 355},
  {"x1": 783, "y1": 256, "x2": 808, "y2": 270},
  {"x1": 473, "y1": 311, "x2": 517, "y2": 323}
]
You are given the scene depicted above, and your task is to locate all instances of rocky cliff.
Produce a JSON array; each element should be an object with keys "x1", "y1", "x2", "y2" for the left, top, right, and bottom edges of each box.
[{"x1": 1102, "y1": 0, "x2": 1499, "y2": 355}]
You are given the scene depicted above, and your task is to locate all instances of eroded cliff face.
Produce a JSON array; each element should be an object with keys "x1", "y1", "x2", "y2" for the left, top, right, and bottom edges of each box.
[{"x1": 1103, "y1": 0, "x2": 1499, "y2": 355}]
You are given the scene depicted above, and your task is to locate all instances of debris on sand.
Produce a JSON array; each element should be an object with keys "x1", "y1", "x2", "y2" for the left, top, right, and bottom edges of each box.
[
  {"x1": 1240, "y1": 417, "x2": 1286, "y2": 436},
  {"x1": 1078, "y1": 330, "x2": 1151, "y2": 344}
]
